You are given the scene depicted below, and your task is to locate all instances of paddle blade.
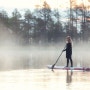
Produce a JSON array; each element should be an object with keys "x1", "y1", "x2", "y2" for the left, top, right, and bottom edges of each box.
[{"x1": 51, "y1": 64, "x2": 55, "y2": 71}]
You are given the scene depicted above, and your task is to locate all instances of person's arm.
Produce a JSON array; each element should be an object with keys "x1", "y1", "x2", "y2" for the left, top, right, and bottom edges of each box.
[
  {"x1": 63, "y1": 48, "x2": 66, "y2": 52},
  {"x1": 62, "y1": 44, "x2": 67, "y2": 52}
]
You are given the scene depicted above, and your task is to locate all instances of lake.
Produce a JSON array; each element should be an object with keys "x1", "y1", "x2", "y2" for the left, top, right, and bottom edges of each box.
[
  {"x1": 0, "y1": 44, "x2": 90, "y2": 90},
  {"x1": 0, "y1": 69, "x2": 90, "y2": 90}
]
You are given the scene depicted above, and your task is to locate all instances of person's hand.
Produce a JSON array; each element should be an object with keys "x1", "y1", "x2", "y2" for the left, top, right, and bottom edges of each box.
[{"x1": 62, "y1": 49, "x2": 65, "y2": 52}]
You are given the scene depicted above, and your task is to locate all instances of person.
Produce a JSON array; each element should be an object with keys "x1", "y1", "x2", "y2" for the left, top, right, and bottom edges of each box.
[{"x1": 63, "y1": 36, "x2": 73, "y2": 67}]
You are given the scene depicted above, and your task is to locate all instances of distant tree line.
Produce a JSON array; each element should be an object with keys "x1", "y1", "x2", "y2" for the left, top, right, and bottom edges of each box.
[{"x1": 0, "y1": 1, "x2": 90, "y2": 45}]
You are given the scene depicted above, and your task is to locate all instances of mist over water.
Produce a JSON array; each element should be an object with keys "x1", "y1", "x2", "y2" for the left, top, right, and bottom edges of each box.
[
  {"x1": 0, "y1": 20, "x2": 90, "y2": 70},
  {"x1": 0, "y1": 41, "x2": 90, "y2": 71}
]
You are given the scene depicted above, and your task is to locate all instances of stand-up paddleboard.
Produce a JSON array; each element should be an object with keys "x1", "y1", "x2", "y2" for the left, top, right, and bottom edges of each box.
[{"x1": 47, "y1": 65, "x2": 90, "y2": 71}]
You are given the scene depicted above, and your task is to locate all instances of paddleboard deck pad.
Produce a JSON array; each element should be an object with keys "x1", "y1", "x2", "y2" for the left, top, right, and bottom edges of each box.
[{"x1": 47, "y1": 65, "x2": 90, "y2": 71}]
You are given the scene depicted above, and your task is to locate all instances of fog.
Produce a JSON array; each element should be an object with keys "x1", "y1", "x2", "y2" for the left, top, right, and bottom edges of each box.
[
  {"x1": 0, "y1": 41, "x2": 90, "y2": 71},
  {"x1": 0, "y1": 22, "x2": 90, "y2": 71}
]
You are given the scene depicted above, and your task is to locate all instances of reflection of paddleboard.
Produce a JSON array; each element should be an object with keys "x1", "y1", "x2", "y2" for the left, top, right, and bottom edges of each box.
[{"x1": 47, "y1": 65, "x2": 90, "y2": 71}]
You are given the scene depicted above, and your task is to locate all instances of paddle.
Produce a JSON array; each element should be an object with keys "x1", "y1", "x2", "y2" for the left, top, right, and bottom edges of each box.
[
  {"x1": 51, "y1": 46, "x2": 66, "y2": 71},
  {"x1": 51, "y1": 51, "x2": 63, "y2": 71}
]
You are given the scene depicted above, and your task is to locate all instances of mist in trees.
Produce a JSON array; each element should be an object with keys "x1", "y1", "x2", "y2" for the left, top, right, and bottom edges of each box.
[{"x1": 0, "y1": 1, "x2": 90, "y2": 46}]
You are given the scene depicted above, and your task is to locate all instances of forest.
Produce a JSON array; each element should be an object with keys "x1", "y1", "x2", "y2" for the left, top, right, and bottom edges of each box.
[{"x1": 0, "y1": 0, "x2": 90, "y2": 45}]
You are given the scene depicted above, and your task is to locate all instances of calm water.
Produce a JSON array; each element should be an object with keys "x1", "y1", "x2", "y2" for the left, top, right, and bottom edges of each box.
[
  {"x1": 0, "y1": 45, "x2": 90, "y2": 90},
  {"x1": 0, "y1": 69, "x2": 90, "y2": 90}
]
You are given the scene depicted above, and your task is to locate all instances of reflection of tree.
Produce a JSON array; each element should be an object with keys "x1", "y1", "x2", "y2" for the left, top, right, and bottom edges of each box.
[{"x1": 66, "y1": 70, "x2": 73, "y2": 85}]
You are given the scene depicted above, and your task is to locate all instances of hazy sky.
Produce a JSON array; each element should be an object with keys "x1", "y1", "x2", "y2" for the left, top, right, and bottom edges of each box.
[
  {"x1": 0, "y1": 0, "x2": 90, "y2": 17},
  {"x1": 0, "y1": 0, "x2": 70, "y2": 9},
  {"x1": 0, "y1": 0, "x2": 70, "y2": 17},
  {"x1": 0, "y1": 0, "x2": 90, "y2": 9}
]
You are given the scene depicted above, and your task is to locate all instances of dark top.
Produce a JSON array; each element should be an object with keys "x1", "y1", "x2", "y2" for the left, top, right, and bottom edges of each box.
[{"x1": 64, "y1": 43, "x2": 72, "y2": 58}]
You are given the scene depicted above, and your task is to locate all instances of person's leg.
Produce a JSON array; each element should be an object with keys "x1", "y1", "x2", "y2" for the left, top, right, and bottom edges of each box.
[
  {"x1": 70, "y1": 57, "x2": 73, "y2": 67},
  {"x1": 66, "y1": 58, "x2": 69, "y2": 67}
]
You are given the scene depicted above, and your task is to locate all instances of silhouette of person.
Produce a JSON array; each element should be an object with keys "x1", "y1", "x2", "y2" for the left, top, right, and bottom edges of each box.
[{"x1": 63, "y1": 36, "x2": 73, "y2": 67}]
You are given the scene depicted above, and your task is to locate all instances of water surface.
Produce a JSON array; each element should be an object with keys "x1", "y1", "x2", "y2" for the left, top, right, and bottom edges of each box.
[
  {"x1": 0, "y1": 45, "x2": 90, "y2": 90},
  {"x1": 0, "y1": 69, "x2": 90, "y2": 90}
]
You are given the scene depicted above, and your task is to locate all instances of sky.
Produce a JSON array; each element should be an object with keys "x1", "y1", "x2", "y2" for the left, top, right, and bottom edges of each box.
[
  {"x1": 0, "y1": 0, "x2": 90, "y2": 16},
  {"x1": 0, "y1": 0, "x2": 70, "y2": 17},
  {"x1": 0, "y1": 0, "x2": 90, "y2": 10},
  {"x1": 0, "y1": 0, "x2": 69, "y2": 9}
]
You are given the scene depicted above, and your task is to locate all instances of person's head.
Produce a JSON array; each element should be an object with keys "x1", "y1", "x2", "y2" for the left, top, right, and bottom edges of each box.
[{"x1": 66, "y1": 36, "x2": 72, "y2": 43}]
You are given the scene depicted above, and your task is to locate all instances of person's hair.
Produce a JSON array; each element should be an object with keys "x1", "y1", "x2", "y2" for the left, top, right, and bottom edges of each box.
[{"x1": 66, "y1": 36, "x2": 73, "y2": 45}]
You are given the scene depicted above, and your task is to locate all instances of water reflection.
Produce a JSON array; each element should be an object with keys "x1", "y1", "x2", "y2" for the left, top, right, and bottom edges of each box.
[
  {"x1": 66, "y1": 70, "x2": 73, "y2": 85},
  {"x1": 0, "y1": 69, "x2": 90, "y2": 90}
]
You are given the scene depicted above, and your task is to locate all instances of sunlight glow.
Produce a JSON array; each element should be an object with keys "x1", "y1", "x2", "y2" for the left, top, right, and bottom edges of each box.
[
  {"x1": 0, "y1": 0, "x2": 41, "y2": 9},
  {"x1": 0, "y1": 0, "x2": 90, "y2": 10},
  {"x1": 0, "y1": 0, "x2": 69, "y2": 9},
  {"x1": 76, "y1": 0, "x2": 90, "y2": 6}
]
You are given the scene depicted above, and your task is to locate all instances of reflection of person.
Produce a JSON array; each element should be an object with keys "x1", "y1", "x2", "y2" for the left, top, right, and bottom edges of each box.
[
  {"x1": 66, "y1": 70, "x2": 73, "y2": 84},
  {"x1": 63, "y1": 36, "x2": 73, "y2": 67}
]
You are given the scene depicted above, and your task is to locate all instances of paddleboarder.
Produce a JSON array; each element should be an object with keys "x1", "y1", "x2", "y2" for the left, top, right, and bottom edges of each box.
[{"x1": 63, "y1": 36, "x2": 73, "y2": 67}]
